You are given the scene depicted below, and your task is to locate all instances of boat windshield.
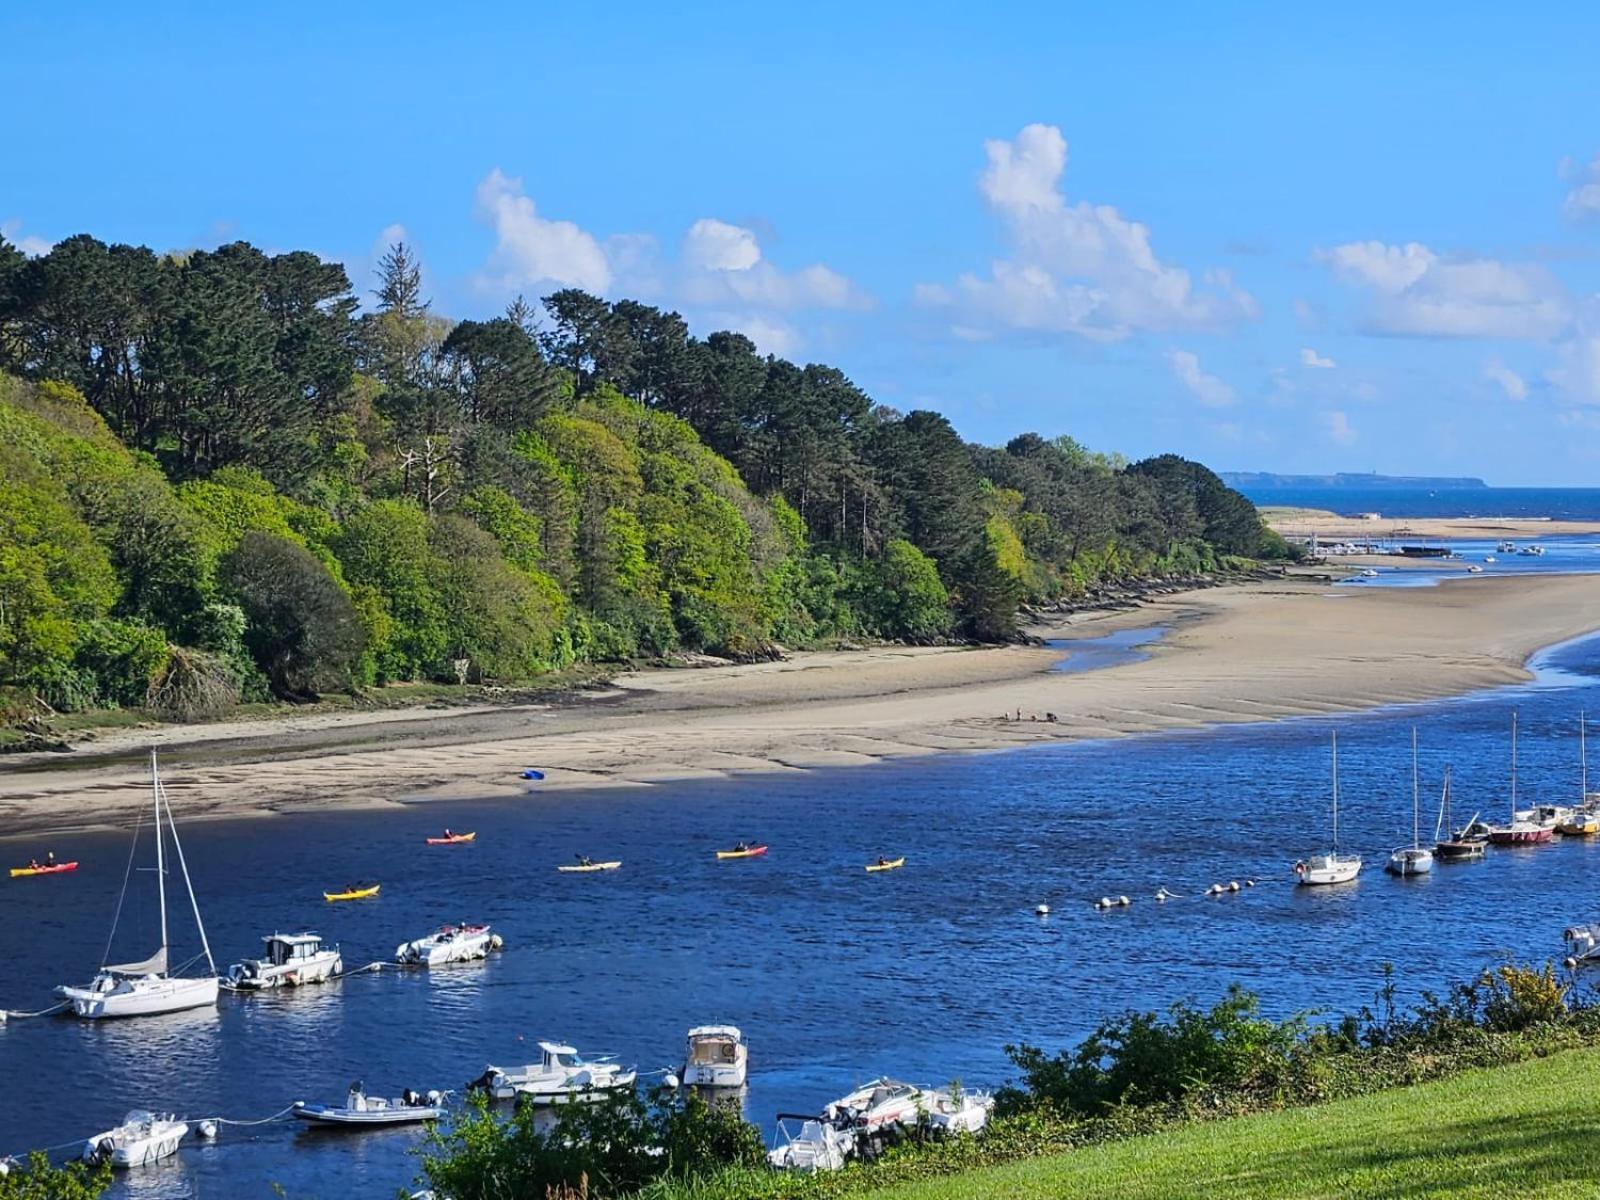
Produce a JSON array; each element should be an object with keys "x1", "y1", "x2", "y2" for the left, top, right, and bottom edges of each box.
[{"x1": 123, "y1": 1110, "x2": 155, "y2": 1128}]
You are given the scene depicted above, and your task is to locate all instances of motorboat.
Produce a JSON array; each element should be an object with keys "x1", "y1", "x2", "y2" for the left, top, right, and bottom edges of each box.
[
  {"x1": 1488, "y1": 713, "x2": 1554, "y2": 845},
  {"x1": 83, "y1": 1112, "x2": 188, "y2": 1167},
  {"x1": 395, "y1": 923, "x2": 500, "y2": 966},
  {"x1": 1466, "y1": 565, "x2": 1484, "y2": 574},
  {"x1": 1564, "y1": 922, "x2": 1600, "y2": 968},
  {"x1": 227, "y1": 932, "x2": 342, "y2": 989},
  {"x1": 823, "y1": 1078, "x2": 926, "y2": 1132},
  {"x1": 1296, "y1": 732, "x2": 1362, "y2": 886},
  {"x1": 1498, "y1": 540, "x2": 1516, "y2": 553},
  {"x1": 1518, "y1": 545, "x2": 1545, "y2": 556},
  {"x1": 426, "y1": 831, "x2": 476, "y2": 846},
  {"x1": 467, "y1": 1042, "x2": 636, "y2": 1104},
  {"x1": 1434, "y1": 771, "x2": 1487, "y2": 860},
  {"x1": 716, "y1": 843, "x2": 768, "y2": 859},
  {"x1": 557, "y1": 858, "x2": 622, "y2": 873},
  {"x1": 1386, "y1": 728, "x2": 1434, "y2": 877},
  {"x1": 865, "y1": 857, "x2": 906, "y2": 873},
  {"x1": 56, "y1": 752, "x2": 219, "y2": 1019},
  {"x1": 683, "y1": 1025, "x2": 748, "y2": 1088},
  {"x1": 294, "y1": 1082, "x2": 445, "y2": 1127},
  {"x1": 1359, "y1": 568, "x2": 1379, "y2": 578},
  {"x1": 325, "y1": 883, "x2": 380, "y2": 902},
  {"x1": 921, "y1": 1087, "x2": 994, "y2": 1135},
  {"x1": 9, "y1": 859, "x2": 78, "y2": 878},
  {"x1": 767, "y1": 1116, "x2": 854, "y2": 1172}
]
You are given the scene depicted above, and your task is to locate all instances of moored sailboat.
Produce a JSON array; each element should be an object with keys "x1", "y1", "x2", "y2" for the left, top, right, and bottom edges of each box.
[
  {"x1": 1488, "y1": 712, "x2": 1553, "y2": 845},
  {"x1": 1386, "y1": 728, "x2": 1434, "y2": 876},
  {"x1": 1433, "y1": 768, "x2": 1486, "y2": 860},
  {"x1": 55, "y1": 751, "x2": 218, "y2": 1019},
  {"x1": 1295, "y1": 732, "x2": 1362, "y2": 886},
  {"x1": 1557, "y1": 712, "x2": 1600, "y2": 836}
]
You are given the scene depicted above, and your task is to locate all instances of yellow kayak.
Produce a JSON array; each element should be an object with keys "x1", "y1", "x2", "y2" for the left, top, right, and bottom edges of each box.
[
  {"x1": 865, "y1": 858, "x2": 906, "y2": 873},
  {"x1": 716, "y1": 845, "x2": 768, "y2": 859},
  {"x1": 324, "y1": 884, "x2": 381, "y2": 902},
  {"x1": 557, "y1": 861, "x2": 622, "y2": 873}
]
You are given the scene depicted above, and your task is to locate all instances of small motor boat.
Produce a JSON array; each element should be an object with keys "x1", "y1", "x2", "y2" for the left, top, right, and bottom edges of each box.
[
  {"x1": 767, "y1": 1116, "x2": 854, "y2": 1172},
  {"x1": 425, "y1": 832, "x2": 476, "y2": 845},
  {"x1": 682, "y1": 1025, "x2": 748, "y2": 1088},
  {"x1": 395, "y1": 923, "x2": 500, "y2": 966},
  {"x1": 10, "y1": 860, "x2": 79, "y2": 878},
  {"x1": 83, "y1": 1112, "x2": 188, "y2": 1167},
  {"x1": 467, "y1": 1042, "x2": 636, "y2": 1103},
  {"x1": 824, "y1": 1078, "x2": 926, "y2": 1132},
  {"x1": 227, "y1": 932, "x2": 343, "y2": 989},
  {"x1": 921, "y1": 1087, "x2": 995, "y2": 1135},
  {"x1": 865, "y1": 857, "x2": 905, "y2": 872},
  {"x1": 557, "y1": 859, "x2": 622, "y2": 873},
  {"x1": 324, "y1": 884, "x2": 380, "y2": 902},
  {"x1": 716, "y1": 844, "x2": 768, "y2": 859},
  {"x1": 294, "y1": 1083, "x2": 445, "y2": 1127}
]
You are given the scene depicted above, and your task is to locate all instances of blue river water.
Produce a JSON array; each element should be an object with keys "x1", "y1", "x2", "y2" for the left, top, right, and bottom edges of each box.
[
  {"x1": 1236, "y1": 485, "x2": 1600, "y2": 521},
  {"x1": 6, "y1": 588, "x2": 1600, "y2": 1195}
]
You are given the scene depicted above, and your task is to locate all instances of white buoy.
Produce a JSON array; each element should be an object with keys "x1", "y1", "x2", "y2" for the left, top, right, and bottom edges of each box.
[
  {"x1": 198, "y1": 1120, "x2": 218, "y2": 1140},
  {"x1": 1118, "y1": 895, "x2": 1131, "y2": 906},
  {"x1": 664, "y1": 1072, "x2": 681, "y2": 1090},
  {"x1": 1228, "y1": 881, "x2": 1241, "y2": 893},
  {"x1": 1035, "y1": 903, "x2": 1050, "y2": 916}
]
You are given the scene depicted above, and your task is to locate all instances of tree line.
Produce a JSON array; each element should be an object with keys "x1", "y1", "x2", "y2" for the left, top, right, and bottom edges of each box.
[{"x1": 0, "y1": 231, "x2": 1289, "y2": 720}]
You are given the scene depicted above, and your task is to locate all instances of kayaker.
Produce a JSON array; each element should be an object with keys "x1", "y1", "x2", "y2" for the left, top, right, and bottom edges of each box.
[
  {"x1": 26, "y1": 857, "x2": 40, "y2": 870},
  {"x1": 734, "y1": 841, "x2": 748, "y2": 852},
  {"x1": 443, "y1": 828, "x2": 454, "y2": 840},
  {"x1": 578, "y1": 854, "x2": 593, "y2": 867},
  {"x1": 45, "y1": 851, "x2": 55, "y2": 866},
  {"x1": 878, "y1": 856, "x2": 888, "y2": 867}
]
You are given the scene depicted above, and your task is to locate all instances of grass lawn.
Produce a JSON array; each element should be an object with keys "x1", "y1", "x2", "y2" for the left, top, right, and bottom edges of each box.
[{"x1": 870, "y1": 1049, "x2": 1600, "y2": 1199}]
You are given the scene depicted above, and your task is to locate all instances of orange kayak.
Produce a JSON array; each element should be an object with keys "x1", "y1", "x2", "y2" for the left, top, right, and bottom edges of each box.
[{"x1": 10, "y1": 861, "x2": 79, "y2": 878}]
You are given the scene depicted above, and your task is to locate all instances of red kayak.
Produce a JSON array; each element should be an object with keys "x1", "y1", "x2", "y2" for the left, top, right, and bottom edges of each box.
[{"x1": 10, "y1": 861, "x2": 79, "y2": 878}]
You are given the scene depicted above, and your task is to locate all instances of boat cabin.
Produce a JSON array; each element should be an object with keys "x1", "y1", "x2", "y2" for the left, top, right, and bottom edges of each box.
[
  {"x1": 539, "y1": 1041, "x2": 582, "y2": 1071},
  {"x1": 687, "y1": 1025, "x2": 744, "y2": 1066},
  {"x1": 262, "y1": 932, "x2": 327, "y2": 966}
]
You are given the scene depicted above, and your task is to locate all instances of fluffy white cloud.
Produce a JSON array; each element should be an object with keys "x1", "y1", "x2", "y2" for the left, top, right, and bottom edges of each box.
[
  {"x1": 1166, "y1": 348, "x2": 1235, "y2": 408},
  {"x1": 474, "y1": 168, "x2": 613, "y2": 294},
  {"x1": 1562, "y1": 153, "x2": 1600, "y2": 223},
  {"x1": 1300, "y1": 347, "x2": 1336, "y2": 369},
  {"x1": 1321, "y1": 409, "x2": 1357, "y2": 447},
  {"x1": 1, "y1": 218, "x2": 53, "y2": 257},
  {"x1": 683, "y1": 218, "x2": 761, "y2": 272},
  {"x1": 920, "y1": 124, "x2": 1256, "y2": 341},
  {"x1": 1484, "y1": 359, "x2": 1528, "y2": 401},
  {"x1": 1317, "y1": 239, "x2": 1569, "y2": 340}
]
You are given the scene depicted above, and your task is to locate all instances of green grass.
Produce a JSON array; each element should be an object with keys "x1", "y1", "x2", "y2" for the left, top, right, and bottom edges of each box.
[{"x1": 869, "y1": 1049, "x2": 1600, "y2": 1199}]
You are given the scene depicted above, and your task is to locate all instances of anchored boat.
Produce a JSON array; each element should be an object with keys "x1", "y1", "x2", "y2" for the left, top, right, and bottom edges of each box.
[
  {"x1": 227, "y1": 932, "x2": 342, "y2": 989},
  {"x1": 683, "y1": 1025, "x2": 748, "y2": 1088},
  {"x1": 467, "y1": 1041, "x2": 636, "y2": 1104},
  {"x1": 1295, "y1": 732, "x2": 1362, "y2": 886},
  {"x1": 768, "y1": 1116, "x2": 855, "y2": 1172},
  {"x1": 56, "y1": 751, "x2": 219, "y2": 1020},
  {"x1": 1386, "y1": 729, "x2": 1434, "y2": 877},
  {"x1": 1488, "y1": 713, "x2": 1553, "y2": 845},
  {"x1": 294, "y1": 1083, "x2": 445, "y2": 1127},
  {"x1": 824, "y1": 1079, "x2": 926, "y2": 1132},
  {"x1": 83, "y1": 1112, "x2": 188, "y2": 1167},
  {"x1": 1434, "y1": 769, "x2": 1487, "y2": 860},
  {"x1": 395, "y1": 923, "x2": 499, "y2": 966},
  {"x1": 921, "y1": 1087, "x2": 995, "y2": 1135},
  {"x1": 1557, "y1": 712, "x2": 1600, "y2": 836}
]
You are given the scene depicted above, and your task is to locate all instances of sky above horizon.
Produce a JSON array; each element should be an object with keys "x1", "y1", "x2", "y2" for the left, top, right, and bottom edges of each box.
[{"x1": 5, "y1": 3, "x2": 1600, "y2": 484}]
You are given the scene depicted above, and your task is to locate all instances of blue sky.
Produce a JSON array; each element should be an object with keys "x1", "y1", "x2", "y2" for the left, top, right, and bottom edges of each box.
[{"x1": 6, "y1": 2, "x2": 1600, "y2": 482}]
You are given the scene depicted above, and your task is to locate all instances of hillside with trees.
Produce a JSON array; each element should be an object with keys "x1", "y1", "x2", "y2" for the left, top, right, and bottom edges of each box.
[{"x1": 0, "y1": 232, "x2": 1289, "y2": 726}]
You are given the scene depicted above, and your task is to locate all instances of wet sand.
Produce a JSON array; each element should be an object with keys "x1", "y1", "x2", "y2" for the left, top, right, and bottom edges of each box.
[{"x1": 4, "y1": 574, "x2": 1600, "y2": 837}]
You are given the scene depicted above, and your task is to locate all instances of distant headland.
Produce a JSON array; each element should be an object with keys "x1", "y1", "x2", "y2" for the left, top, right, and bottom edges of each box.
[{"x1": 1222, "y1": 472, "x2": 1489, "y2": 490}]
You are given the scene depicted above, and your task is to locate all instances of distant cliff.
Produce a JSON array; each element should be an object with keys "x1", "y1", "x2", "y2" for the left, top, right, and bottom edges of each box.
[{"x1": 1222, "y1": 472, "x2": 1489, "y2": 490}]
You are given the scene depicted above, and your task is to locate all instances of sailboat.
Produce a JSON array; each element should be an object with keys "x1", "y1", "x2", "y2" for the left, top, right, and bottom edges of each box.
[
  {"x1": 56, "y1": 751, "x2": 219, "y2": 1019},
  {"x1": 1487, "y1": 712, "x2": 1553, "y2": 845},
  {"x1": 1387, "y1": 728, "x2": 1434, "y2": 875},
  {"x1": 1557, "y1": 711, "x2": 1600, "y2": 836},
  {"x1": 1433, "y1": 767, "x2": 1486, "y2": 860},
  {"x1": 1295, "y1": 731, "x2": 1363, "y2": 885}
]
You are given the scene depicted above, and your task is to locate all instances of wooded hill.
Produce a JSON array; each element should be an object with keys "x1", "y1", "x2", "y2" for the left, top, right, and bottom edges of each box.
[{"x1": 0, "y1": 233, "x2": 1289, "y2": 721}]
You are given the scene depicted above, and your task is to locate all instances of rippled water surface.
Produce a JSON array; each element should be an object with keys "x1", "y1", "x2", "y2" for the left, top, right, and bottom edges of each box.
[{"x1": 7, "y1": 629, "x2": 1600, "y2": 1196}]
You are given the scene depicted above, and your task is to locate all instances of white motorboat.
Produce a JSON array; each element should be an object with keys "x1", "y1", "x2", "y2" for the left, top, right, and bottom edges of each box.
[
  {"x1": 823, "y1": 1078, "x2": 926, "y2": 1132},
  {"x1": 1387, "y1": 729, "x2": 1435, "y2": 877},
  {"x1": 1564, "y1": 922, "x2": 1600, "y2": 968},
  {"x1": 920, "y1": 1087, "x2": 994, "y2": 1135},
  {"x1": 1359, "y1": 568, "x2": 1379, "y2": 578},
  {"x1": 1498, "y1": 540, "x2": 1516, "y2": 553},
  {"x1": 395, "y1": 923, "x2": 500, "y2": 966},
  {"x1": 228, "y1": 932, "x2": 342, "y2": 989},
  {"x1": 1296, "y1": 732, "x2": 1362, "y2": 886},
  {"x1": 83, "y1": 1112, "x2": 188, "y2": 1167},
  {"x1": 294, "y1": 1082, "x2": 445, "y2": 1127},
  {"x1": 1518, "y1": 544, "x2": 1545, "y2": 556},
  {"x1": 1466, "y1": 565, "x2": 1484, "y2": 573},
  {"x1": 468, "y1": 1042, "x2": 636, "y2": 1104},
  {"x1": 56, "y1": 751, "x2": 219, "y2": 1019},
  {"x1": 683, "y1": 1025, "x2": 748, "y2": 1088},
  {"x1": 767, "y1": 1116, "x2": 855, "y2": 1172}
]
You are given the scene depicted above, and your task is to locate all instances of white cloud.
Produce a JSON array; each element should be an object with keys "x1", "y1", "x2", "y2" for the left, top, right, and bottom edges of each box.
[
  {"x1": 1484, "y1": 359, "x2": 1528, "y2": 401},
  {"x1": 707, "y1": 313, "x2": 801, "y2": 358},
  {"x1": 920, "y1": 123, "x2": 1256, "y2": 341},
  {"x1": 474, "y1": 167, "x2": 613, "y2": 294},
  {"x1": 1299, "y1": 347, "x2": 1336, "y2": 369},
  {"x1": 1321, "y1": 409, "x2": 1357, "y2": 447},
  {"x1": 1165, "y1": 348, "x2": 1235, "y2": 408},
  {"x1": 1317, "y1": 239, "x2": 1569, "y2": 340},
  {"x1": 1562, "y1": 153, "x2": 1600, "y2": 223},
  {"x1": 683, "y1": 218, "x2": 761, "y2": 272},
  {"x1": 1, "y1": 218, "x2": 53, "y2": 257}
]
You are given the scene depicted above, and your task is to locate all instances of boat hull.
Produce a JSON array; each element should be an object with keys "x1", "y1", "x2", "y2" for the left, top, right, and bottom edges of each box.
[
  {"x1": 293, "y1": 1103, "x2": 443, "y2": 1127},
  {"x1": 683, "y1": 1061, "x2": 747, "y2": 1088},
  {"x1": 395, "y1": 929, "x2": 495, "y2": 966},
  {"x1": 1386, "y1": 849, "x2": 1434, "y2": 876},
  {"x1": 1488, "y1": 828, "x2": 1554, "y2": 845},
  {"x1": 60, "y1": 975, "x2": 219, "y2": 1019},
  {"x1": 85, "y1": 1122, "x2": 188, "y2": 1167},
  {"x1": 1435, "y1": 840, "x2": 1487, "y2": 860},
  {"x1": 229, "y1": 951, "x2": 343, "y2": 989}
]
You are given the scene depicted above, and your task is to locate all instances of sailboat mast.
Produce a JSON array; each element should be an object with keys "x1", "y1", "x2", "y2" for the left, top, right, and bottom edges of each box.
[
  {"x1": 151, "y1": 749, "x2": 168, "y2": 971},
  {"x1": 1511, "y1": 710, "x2": 1519, "y2": 820},
  {"x1": 1412, "y1": 727, "x2": 1420, "y2": 849},
  {"x1": 1332, "y1": 731, "x2": 1340, "y2": 852},
  {"x1": 1583, "y1": 711, "x2": 1588, "y2": 802},
  {"x1": 161, "y1": 772, "x2": 217, "y2": 975}
]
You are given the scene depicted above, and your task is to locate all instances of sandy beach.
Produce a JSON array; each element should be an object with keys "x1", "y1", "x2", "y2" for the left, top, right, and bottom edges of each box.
[{"x1": 4, "y1": 572, "x2": 1600, "y2": 838}]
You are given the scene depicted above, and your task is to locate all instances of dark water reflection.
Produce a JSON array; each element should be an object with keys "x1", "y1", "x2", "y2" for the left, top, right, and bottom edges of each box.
[{"x1": 5, "y1": 632, "x2": 1600, "y2": 1197}]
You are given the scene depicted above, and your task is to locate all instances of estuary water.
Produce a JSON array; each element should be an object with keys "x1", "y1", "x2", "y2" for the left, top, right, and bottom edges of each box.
[{"x1": 7, "y1": 603, "x2": 1600, "y2": 1195}]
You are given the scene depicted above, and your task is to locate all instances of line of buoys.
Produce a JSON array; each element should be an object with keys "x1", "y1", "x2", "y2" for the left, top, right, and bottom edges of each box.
[
  {"x1": 1093, "y1": 895, "x2": 1132, "y2": 910},
  {"x1": 1034, "y1": 878, "x2": 1263, "y2": 917}
]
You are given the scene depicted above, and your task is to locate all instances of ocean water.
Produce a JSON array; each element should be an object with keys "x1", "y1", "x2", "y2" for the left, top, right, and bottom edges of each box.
[
  {"x1": 1238, "y1": 485, "x2": 1600, "y2": 521},
  {"x1": 6, "y1": 628, "x2": 1600, "y2": 1196}
]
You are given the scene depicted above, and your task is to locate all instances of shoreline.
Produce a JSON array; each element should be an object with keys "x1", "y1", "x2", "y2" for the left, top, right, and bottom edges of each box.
[{"x1": 5, "y1": 572, "x2": 1600, "y2": 838}]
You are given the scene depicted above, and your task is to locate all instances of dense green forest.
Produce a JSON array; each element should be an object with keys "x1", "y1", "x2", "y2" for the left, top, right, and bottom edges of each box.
[{"x1": 0, "y1": 232, "x2": 1288, "y2": 722}]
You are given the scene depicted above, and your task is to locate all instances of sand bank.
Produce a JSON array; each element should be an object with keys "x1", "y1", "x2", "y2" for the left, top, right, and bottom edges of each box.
[
  {"x1": 4, "y1": 574, "x2": 1600, "y2": 837},
  {"x1": 1264, "y1": 512, "x2": 1600, "y2": 541}
]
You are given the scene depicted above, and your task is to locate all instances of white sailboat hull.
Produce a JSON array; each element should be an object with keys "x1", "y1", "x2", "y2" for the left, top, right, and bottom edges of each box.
[
  {"x1": 60, "y1": 974, "x2": 219, "y2": 1019},
  {"x1": 1386, "y1": 848, "x2": 1434, "y2": 876},
  {"x1": 1297, "y1": 855, "x2": 1362, "y2": 886}
]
